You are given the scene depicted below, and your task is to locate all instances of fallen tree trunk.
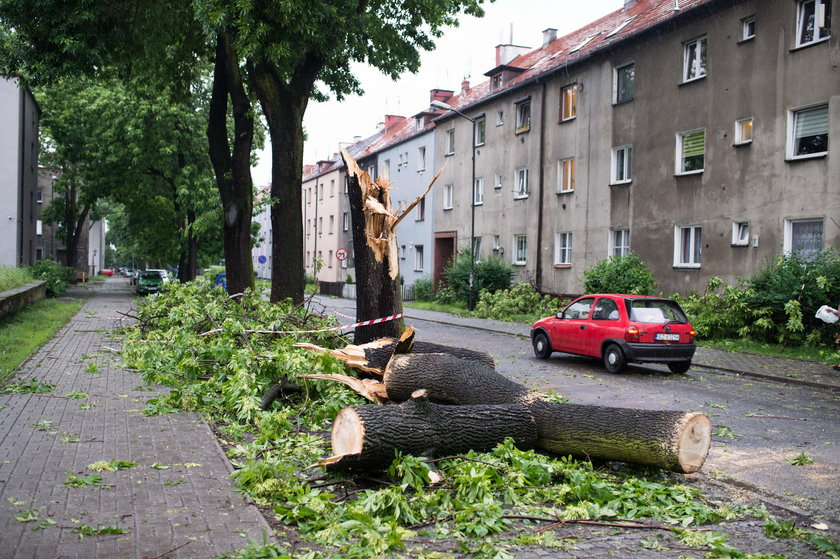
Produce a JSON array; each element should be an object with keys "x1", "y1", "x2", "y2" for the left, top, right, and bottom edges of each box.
[
  {"x1": 318, "y1": 390, "x2": 537, "y2": 470},
  {"x1": 527, "y1": 401, "x2": 711, "y2": 473}
]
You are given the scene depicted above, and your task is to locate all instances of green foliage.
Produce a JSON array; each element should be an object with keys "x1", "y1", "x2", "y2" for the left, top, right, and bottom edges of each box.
[
  {"x1": 473, "y1": 282, "x2": 566, "y2": 323},
  {"x1": 785, "y1": 452, "x2": 814, "y2": 466},
  {"x1": 443, "y1": 250, "x2": 514, "y2": 305},
  {"x1": 413, "y1": 276, "x2": 434, "y2": 302},
  {"x1": 73, "y1": 524, "x2": 127, "y2": 538},
  {"x1": 0, "y1": 266, "x2": 34, "y2": 292},
  {"x1": 582, "y1": 253, "x2": 657, "y2": 296},
  {"x1": 64, "y1": 474, "x2": 103, "y2": 488},
  {"x1": 29, "y1": 260, "x2": 73, "y2": 297},
  {"x1": 1, "y1": 379, "x2": 54, "y2": 394}
]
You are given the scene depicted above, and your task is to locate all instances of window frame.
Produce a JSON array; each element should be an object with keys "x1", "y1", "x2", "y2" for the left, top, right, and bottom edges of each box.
[
  {"x1": 554, "y1": 232, "x2": 573, "y2": 266},
  {"x1": 557, "y1": 158, "x2": 575, "y2": 193},
  {"x1": 614, "y1": 62, "x2": 635, "y2": 104},
  {"x1": 415, "y1": 197, "x2": 426, "y2": 221},
  {"x1": 514, "y1": 168, "x2": 530, "y2": 199},
  {"x1": 443, "y1": 184, "x2": 454, "y2": 210},
  {"x1": 342, "y1": 211, "x2": 350, "y2": 232},
  {"x1": 494, "y1": 173, "x2": 503, "y2": 190},
  {"x1": 784, "y1": 218, "x2": 824, "y2": 260},
  {"x1": 732, "y1": 221, "x2": 750, "y2": 246},
  {"x1": 787, "y1": 103, "x2": 829, "y2": 159},
  {"x1": 676, "y1": 129, "x2": 706, "y2": 175},
  {"x1": 560, "y1": 84, "x2": 577, "y2": 122},
  {"x1": 445, "y1": 128, "x2": 455, "y2": 156},
  {"x1": 682, "y1": 35, "x2": 707, "y2": 83},
  {"x1": 496, "y1": 110, "x2": 504, "y2": 126},
  {"x1": 674, "y1": 224, "x2": 702, "y2": 268},
  {"x1": 611, "y1": 229, "x2": 630, "y2": 257},
  {"x1": 414, "y1": 245, "x2": 425, "y2": 272},
  {"x1": 610, "y1": 145, "x2": 633, "y2": 184},
  {"x1": 515, "y1": 100, "x2": 531, "y2": 133},
  {"x1": 473, "y1": 177, "x2": 484, "y2": 206},
  {"x1": 417, "y1": 146, "x2": 426, "y2": 171},
  {"x1": 742, "y1": 15, "x2": 756, "y2": 41},
  {"x1": 474, "y1": 117, "x2": 486, "y2": 146},
  {"x1": 796, "y1": 0, "x2": 831, "y2": 48},
  {"x1": 735, "y1": 117, "x2": 754, "y2": 145},
  {"x1": 513, "y1": 234, "x2": 527, "y2": 265}
]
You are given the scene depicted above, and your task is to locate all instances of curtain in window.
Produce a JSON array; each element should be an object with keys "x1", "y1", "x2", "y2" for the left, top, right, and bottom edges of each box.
[
  {"x1": 792, "y1": 220, "x2": 823, "y2": 259},
  {"x1": 682, "y1": 131, "x2": 705, "y2": 171},
  {"x1": 794, "y1": 105, "x2": 828, "y2": 155}
]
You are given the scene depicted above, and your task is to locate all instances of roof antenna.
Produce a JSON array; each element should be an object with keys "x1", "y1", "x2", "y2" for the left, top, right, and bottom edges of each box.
[
  {"x1": 510, "y1": 22, "x2": 514, "y2": 44},
  {"x1": 674, "y1": 0, "x2": 679, "y2": 10}
]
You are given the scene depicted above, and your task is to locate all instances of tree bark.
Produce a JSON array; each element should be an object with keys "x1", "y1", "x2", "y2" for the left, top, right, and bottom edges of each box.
[
  {"x1": 527, "y1": 401, "x2": 712, "y2": 473},
  {"x1": 206, "y1": 31, "x2": 255, "y2": 297},
  {"x1": 323, "y1": 390, "x2": 537, "y2": 470},
  {"x1": 343, "y1": 149, "x2": 404, "y2": 343}
]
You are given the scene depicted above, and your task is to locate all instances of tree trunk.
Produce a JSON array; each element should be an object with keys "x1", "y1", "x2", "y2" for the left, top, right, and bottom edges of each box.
[
  {"x1": 323, "y1": 390, "x2": 537, "y2": 470},
  {"x1": 206, "y1": 31, "x2": 255, "y2": 297},
  {"x1": 383, "y1": 352, "x2": 532, "y2": 405},
  {"x1": 527, "y1": 401, "x2": 712, "y2": 473},
  {"x1": 342, "y1": 149, "x2": 404, "y2": 343}
]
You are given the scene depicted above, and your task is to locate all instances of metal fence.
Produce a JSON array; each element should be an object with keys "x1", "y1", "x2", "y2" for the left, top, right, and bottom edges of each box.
[{"x1": 320, "y1": 282, "x2": 415, "y2": 301}]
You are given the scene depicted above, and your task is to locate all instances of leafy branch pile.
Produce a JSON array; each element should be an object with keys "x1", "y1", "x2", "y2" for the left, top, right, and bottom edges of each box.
[{"x1": 122, "y1": 282, "x2": 833, "y2": 558}]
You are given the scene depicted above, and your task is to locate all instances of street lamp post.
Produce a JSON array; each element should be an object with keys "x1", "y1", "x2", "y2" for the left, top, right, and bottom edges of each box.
[{"x1": 431, "y1": 100, "x2": 477, "y2": 310}]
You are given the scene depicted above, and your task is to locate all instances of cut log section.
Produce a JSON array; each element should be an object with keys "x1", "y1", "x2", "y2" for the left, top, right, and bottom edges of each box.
[
  {"x1": 319, "y1": 390, "x2": 538, "y2": 470},
  {"x1": 383, "y1": 352, "x2": 534, "y2": 405},
  {"x1": 527, "y1": 401, "x2": 712, "y2": 473}
]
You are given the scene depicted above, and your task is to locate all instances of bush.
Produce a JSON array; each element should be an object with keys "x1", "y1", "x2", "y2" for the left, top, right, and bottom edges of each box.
[
  {"x1": 473, "y1": 282, "x2": 567, "y2": 323},
  {"x1": 0, "y1": 266, "x2": 34, "y2": 292},
  {"x1": 443, "y1": 250, "x2": 514, "y2": 305},
  {"x1": 413, "y1": 277, "x2": 434, "y2": 302},
  {"x1": 434, "y1": 286, "x2": 458, "y2": 305},
  {"x1": 29, "y1": 260, "x2": 73, "y2": 297},
  {"x1": 583, "y1": 253, "x2": 657, "y2": 295}
]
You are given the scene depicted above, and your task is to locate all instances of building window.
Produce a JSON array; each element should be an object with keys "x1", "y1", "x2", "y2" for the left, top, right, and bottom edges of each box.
[
  {"x1": 319, "y1": 184, "x2": 324, "y2": 200},
  {"x1": 415, "y1": 197, "x2": 425, "y2": 221},
  {"x1": 491, "y1": 74, "x2": 502, "y2": 91},
  {"x1": 514, "y1": 168, "x2": 529, "y2": 199},
  {"x1": 416, "y1": 116, "x2": 425, "y2": 132},
  {"x1": 797, "y1": 0, "x2": 831, "y2": 47},
  {"x1": 400, "y1": 245, "x2": 406, "y2": 259},
  {"x1": 735, "y1": 118, "x2": 753, "y2": 145},
  {"x1": 36, "y1": 190, "x2": 43, "y2": 204},
  {"x1": 560, "y1": 84, "x2": 577, "y2": 121},
  {"x1": 785, "y1": 218, "x2": 823, "y2": 260},
  {"x1": 614, "y1": 63, "x2": 635, "y2": 103},
  {"x1": 36, "y1": 220, "x2": 43, "y2": 236},
  {"x1": 473, "y1": 177, "x2": 484, "y2": 206},
  {"x1": 494, "y1": 173, "x2": 503, "y2": 190},
  {"x1": 328, "y1": 250, "x2": 334, "y2": 268},
  {"x1": 732, "y1": 222, "x2": 750, "y2": 246},
  {"x1": 674, "y1": 225, "x2": 702, "y2": 267},
  {"x1": 473, "y1": 236, "x2": 482, "y2": 263},
  {"x1": 683, "y1": 36, "x2": 707, "y2": 82},
  {"x1": 557, "y1": 158, "x2": 575, "y2": 193},
  {"x1": 742, "y1": 15, "x2": 756, "y2": 41},
  {"x1": 445, "y1": 129, "x2": 455, "y2": 155},
  {"x1": 414, "y1": 245, "x2": 425, "y2": 271},
  {"x1": 318, "y1": 217, "x2": 323, "y2": 234},
  {"x1": 443, "y1": 184, "x2": 454, "y2": 210},
  {"x1": 329, "y1": 215, "x2": 334, "y2": 234},
  {"x1": 554, "y1": 232, "x2": 572, "y2": 265},
  {"x1": 493, "y1": 235, "x2": 501, "y2": 253},
  {"x1": 611, "y1": 229, "x2": 630, "y2": 257},
  {"x1": 611, "y1": 145, "x2": 633, "y2": 184},
  {"x1": 496, "y1": 110, "x2": 504, "y2": 126},
  {"x1": 343, "y1": 212, "x2": 350, "y2": 231},
  {"x1": 418, "y1": 146, "x2": 426, "y2": 171},
  {"x1": 330, "y1": 179, "x2": 335, "y2": 197},
  {"x1": 474, "y1": 117, "x2": 486, "y2": 146},
  {"x1": 788, "y1": 104, "x2": 828, "y2": 158},
  {"x1": 677, "y1": 129, "x2": 705, "y2": 174},
  {"x1": 513, "y1": 235, "x2": 527, "y2": 265},
  {"x1": 515, "y1": 100, "x2": 531, "y2": 133}
]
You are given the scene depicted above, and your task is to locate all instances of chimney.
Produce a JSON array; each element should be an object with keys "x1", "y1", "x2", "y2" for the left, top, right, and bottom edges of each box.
[
  {"x1": 624, "y1": 0, "x2": 636, "y2": 8},
  {"x1": 384, "y1": 114, "x2": 405, "y2": 129},
  {"x1": 429, "y1": 89, "x2": 454, "y2": 104},
  {"x1": 495, "y1": 44, "x2": 531, "y2": 66},
  {"x1": 353, "y1": 135, "x2": 361, "y2": 143},
  {"x1": 461, "y1": 79, "x2": 470, "y2": 95},
  {"x1": 542, "y1": 28, "x2": 557, "y2": 48}
]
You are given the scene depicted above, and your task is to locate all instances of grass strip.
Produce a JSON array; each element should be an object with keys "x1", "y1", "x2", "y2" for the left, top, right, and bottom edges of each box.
[
  {"x1": 0, "y1": 298, "x2": 84, "y2": 383},
  {"x1": 0, "y1": 266, "x2": 35, "y2": 292}
]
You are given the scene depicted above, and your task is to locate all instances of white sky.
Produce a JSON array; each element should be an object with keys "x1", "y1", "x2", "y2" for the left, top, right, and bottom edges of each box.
[{"x1": 251, "y1": 0, "x2": 625, "y2": 186}]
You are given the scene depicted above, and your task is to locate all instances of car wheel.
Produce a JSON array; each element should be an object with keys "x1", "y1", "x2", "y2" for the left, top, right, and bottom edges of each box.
[
  {"x1": 603, "y1": 344, "x2": 627, "y2": 374},
  {"x1": 532, "y1": 332, "x2": 553, "y2": 359},
  {"x1": 668, "y1": 361, "x2": 691, "y2": 374}
]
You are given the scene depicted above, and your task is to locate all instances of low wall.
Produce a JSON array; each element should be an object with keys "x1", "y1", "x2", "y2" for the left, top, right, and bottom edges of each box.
[{"x1": 0, "y1": 281, "x2": 47, "y2": 321}]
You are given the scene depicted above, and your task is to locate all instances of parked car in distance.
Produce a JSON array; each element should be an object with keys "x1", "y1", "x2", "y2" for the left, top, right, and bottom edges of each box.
[
  {"x1": 145, "y1": 269, "x2": 170, "y2": 283},
  {"x1": 101, "y1": 268, "x2": 114, "y2": 276},
  {"x1": 530, "y1": 294, "x2": 696, "y2": 374},
  {"x1": 136, "y1": 270, "x2": 166, "y2": 295}
]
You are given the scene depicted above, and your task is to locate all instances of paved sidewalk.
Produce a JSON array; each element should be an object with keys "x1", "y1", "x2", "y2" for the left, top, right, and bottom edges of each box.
[{"x1": 0, "y1": 280, "x2": 272, "y2": 559}]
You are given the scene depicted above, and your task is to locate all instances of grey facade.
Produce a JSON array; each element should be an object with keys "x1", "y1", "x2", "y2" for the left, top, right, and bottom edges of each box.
[
  {"x1": 432, "y1": 0, "x2": 839, "y2": 296},
  {"x1": 0, "y1": 78, "x2": 40, "y2": 267}
]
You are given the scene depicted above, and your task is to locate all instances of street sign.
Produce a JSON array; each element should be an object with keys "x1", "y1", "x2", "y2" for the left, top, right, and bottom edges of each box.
[
  {"x1": 336, "y1": 248, "x2": 349, "y2": 261},
  {"x1": 257, "y1": 255, "x2": 267, "y2": 264}
]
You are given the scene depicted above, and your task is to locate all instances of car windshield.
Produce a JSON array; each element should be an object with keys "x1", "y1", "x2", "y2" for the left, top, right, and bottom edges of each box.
[
  {"x1": 628, "y1": 299, "x2": 687, "y2": 324},
  {"x1": 139, "y1": 271, "x2": 162, "y2": 280}
]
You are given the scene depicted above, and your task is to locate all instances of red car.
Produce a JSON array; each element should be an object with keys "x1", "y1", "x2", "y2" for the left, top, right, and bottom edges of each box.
[
  {"x1": 531, "y1": 294, "x2": 696, "y2": 374},
  {"x1": 101, "y1": 268, "x2": 114, "y2": 276}
]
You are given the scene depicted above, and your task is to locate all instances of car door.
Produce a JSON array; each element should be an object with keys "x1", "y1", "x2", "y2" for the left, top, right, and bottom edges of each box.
[
  {"x1": 550, "y1": 297, "x2": 595, "y2": 355},
  {"x1": 582, "y1": 297, "x2": 622, "y2": 356}
]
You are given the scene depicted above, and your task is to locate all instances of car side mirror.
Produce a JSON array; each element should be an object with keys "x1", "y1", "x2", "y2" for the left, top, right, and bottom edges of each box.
[{"x1": 556, "y1": 311, "x2": 565, "y2": 319}]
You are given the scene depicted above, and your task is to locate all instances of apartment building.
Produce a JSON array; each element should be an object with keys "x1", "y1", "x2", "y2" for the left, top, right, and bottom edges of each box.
[
  {"x1": 430, "y1": 0, "x2": 838, "y2": 295},
  {"x1": 302, "y1": 158, "x2": 346, "y2": 282}
]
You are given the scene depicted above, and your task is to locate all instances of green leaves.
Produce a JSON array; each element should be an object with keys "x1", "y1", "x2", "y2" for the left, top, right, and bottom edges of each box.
[{"x1": 2, "y1": 379, "x2": 54, "y2": 394}]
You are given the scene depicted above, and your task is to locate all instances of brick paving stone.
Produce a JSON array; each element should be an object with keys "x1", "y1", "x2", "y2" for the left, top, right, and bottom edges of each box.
[{"x1": 0, "y1": 280, "x2": 273, "y2": 559}]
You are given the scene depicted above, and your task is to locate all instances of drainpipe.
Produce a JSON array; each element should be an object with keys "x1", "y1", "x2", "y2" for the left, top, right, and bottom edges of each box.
[{"x1": 535, "y1": 78, "x2": 546, "y2": 293}]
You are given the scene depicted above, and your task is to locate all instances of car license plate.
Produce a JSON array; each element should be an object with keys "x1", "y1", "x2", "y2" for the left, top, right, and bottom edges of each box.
[{"x1": 655, "y1": 333, "x2": 680, "y2": 341}]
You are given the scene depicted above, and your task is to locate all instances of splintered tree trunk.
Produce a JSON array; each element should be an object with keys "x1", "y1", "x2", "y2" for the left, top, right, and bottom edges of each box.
[
  {"x1": 383, "y1": 353, "x2": 532, "y2": 405},
  {"x1": 323, "y1": 391, "x2": 537, "y2": 470},
  {"x1": 528, "y1": 401, "x2": 712, "y2": 473}
]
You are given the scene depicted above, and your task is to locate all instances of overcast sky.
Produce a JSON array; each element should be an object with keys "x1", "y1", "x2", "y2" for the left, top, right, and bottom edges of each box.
[{"x1": 252, "y1": 0, "x2": 625, "y2": 186}]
